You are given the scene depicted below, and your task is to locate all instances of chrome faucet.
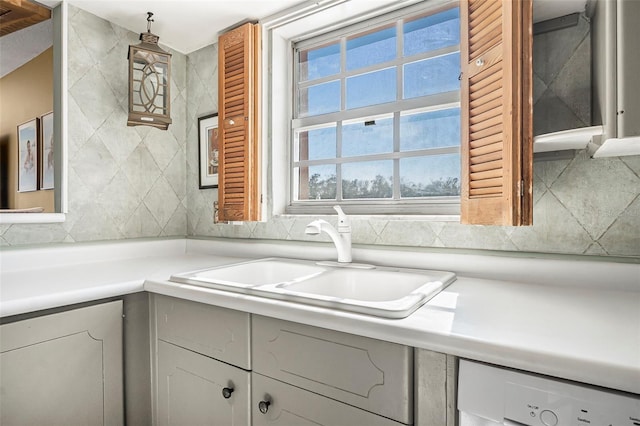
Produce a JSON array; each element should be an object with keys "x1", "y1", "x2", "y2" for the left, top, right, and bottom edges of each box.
[{"x1": 305, "y1": 205, "x2": 352, "y2": 263}]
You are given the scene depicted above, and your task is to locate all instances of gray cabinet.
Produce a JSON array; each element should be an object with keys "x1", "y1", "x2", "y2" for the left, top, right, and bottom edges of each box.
[
  {"x1": 157, "y1": 340, "x2": 250, "y2": 426},
  {"x1": 151, "y1": 296, "x2": 455, "y2": 426},
  {"x1": 252, "y1": 315, "x2": 413, "y2": 425},
  {"x1": 0, "y1": 301, "x2": 124, "y2": 425},
  {"x1": 252, "y1": 373, "x2": 402, "y2": 426},
  {"x1": 154, "y1": 293, "x2": 251, "y2": 369},
  {"x1": 152, "y1": 295, "x2": 251, "y2": 426}
]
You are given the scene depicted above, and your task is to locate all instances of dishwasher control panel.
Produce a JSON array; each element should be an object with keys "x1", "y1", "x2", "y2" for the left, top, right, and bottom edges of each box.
[
  {"x1": 458, "y1": 360, "x2": 640, "y2": 426},
  {"x1": 504, "y1": 381, "x2": 637, "y2": 426}
]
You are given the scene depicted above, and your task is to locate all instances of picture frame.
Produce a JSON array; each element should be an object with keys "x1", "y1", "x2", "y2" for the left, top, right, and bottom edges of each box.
[
  {"x1": 17, "y1": 118, "x2": 39, "y2": 192},
  {"x1": 40, "y1": 111, "x2": 54, "y2": 190},
  {"x1": 198, "y1": 113, "x2": 219, "y2": 189}
]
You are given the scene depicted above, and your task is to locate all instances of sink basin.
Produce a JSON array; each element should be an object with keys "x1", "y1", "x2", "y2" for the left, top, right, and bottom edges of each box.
[
  {"x1": 170, "y1": 259, "x2": 325, "y2": 290},
  {"x1": 170, "y1": 258, "x2": 455, "y2": 318},
  {"x1": 271, "y1": 267, "x2": 456, "y2": 318},
  {"x1": 280, "y1": 269, "x2": 434, "y2": 301}
]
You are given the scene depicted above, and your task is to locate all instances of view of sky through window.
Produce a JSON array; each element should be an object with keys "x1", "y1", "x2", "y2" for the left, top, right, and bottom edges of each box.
[{"x1": 294, "y1": 6, "x2": 461, "y2": 205}]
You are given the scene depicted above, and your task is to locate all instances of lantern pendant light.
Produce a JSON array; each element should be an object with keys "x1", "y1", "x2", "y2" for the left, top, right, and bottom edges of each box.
[{"x1": 127, "y1": 12, "x2": 172, "y2": 130}]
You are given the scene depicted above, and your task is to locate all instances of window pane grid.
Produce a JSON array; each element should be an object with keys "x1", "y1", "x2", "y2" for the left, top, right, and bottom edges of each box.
[
  {"x1": 339, "y1": 38, "x2": 346, "y2": 113},
  {"x1": 292, "y1": 4, "x2": 461, "y2": 207},
  {"x1": 395, "y1": 21, "x2": 404, "y2": 105},
  {"x1": 294, "y1": 95, "x2": 460, "y2": 129},
  {"x1": 298, "y1": 41, "x2": 341, "y2": 82},
  {"x1": 293, "y1": 146, "x2": 460, "y2": 167},
  {"x1": 335, "y1": 120, "x2": 343, "y2": 200},
  {"x1": 296, "y1": 44, "x2": 460, "y2": 91},
  {"x1": 393, "y1": 111, "x2": 401, "y2": 200},
  {"x1": 346, "y1": 24, "x2": 397, "y2": 70}
]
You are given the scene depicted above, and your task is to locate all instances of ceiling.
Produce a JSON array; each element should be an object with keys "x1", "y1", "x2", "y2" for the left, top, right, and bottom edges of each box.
[
  {"x1": 46, "y1": 0, "x2": 586, "y2": 54},
  {"x1": 67, "y1": 0, "x2": 307, "y2": 54},
  {"x1": 532, "y1": 0, "x2": 588, "y2": 23}
]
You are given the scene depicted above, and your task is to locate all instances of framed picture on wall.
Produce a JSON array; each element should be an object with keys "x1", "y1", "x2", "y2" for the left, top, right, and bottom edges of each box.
[
  {"x1": 40, "y1": 111, "x2": 54, "y2": 190},
  {"x1": 17, "y1": 118, "x2": 39, "y2": 192},
  {"x1": 198, "y1": 113, "x2": 219, "y2": 189}
]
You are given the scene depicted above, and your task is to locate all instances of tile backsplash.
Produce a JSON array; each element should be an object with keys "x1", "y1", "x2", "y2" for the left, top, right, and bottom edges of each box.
[
  {"x1": 1, "y1": 8, "x2": 638, "y2": 259},
  {"x1": 2, "y1": 6, "x2": 187, "y2": 246},
  {"x1": 195, "y1": 152, "x2": 639, "y2": 257}
]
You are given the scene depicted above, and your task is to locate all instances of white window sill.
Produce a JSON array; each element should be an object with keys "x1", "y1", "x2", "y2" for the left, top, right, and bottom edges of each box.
[
  {"x1": 0, "y1": 213, "x2": 66, "y2": 225},
  {"x1": 274, "y1": 213, "x2": 461, "y2": 222}
]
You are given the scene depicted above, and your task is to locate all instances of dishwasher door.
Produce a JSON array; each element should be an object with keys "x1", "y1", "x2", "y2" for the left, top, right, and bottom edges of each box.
[{"x1": 457, "y1": 360, "x2": 640, "y2": 426}]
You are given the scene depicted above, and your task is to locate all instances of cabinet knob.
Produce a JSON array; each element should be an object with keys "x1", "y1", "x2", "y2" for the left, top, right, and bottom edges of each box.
[
  {"x1": 229, "y1": 119, "x2": 235, "y2": 125},
  {"x1": 258, "y1": 400, "x2": 271, "y2": 414},
  {"x1": 475, "y1": 58, "x2": 485, "y2": 67},
  {"x1": 222, "y1": 387, "x2": 234, "y2": 399}
]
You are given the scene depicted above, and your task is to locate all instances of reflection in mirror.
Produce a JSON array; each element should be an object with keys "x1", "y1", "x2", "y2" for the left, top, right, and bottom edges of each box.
[{"x1": 0, "y1": 1, "x2": 66, "y2": 223}]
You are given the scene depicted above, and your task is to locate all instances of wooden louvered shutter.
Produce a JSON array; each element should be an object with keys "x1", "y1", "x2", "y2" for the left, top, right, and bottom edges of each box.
[
  {"x1": 460, "y1": 0, "x2": 533, "y2": 225},
  {"x1": 218, "y1": 22, "x2": 261, "y2": 222}
]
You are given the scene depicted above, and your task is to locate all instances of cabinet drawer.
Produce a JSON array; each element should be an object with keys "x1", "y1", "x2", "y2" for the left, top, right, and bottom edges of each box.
[
  {"x1": 157, "y1": 341, "x2": 250, "y2": 426},
  {"x1": 252, "y1": 373, "x2": 403, "y2": 426},
  {"x1": 154, "y1": 294, "x2": 250, "y2": 369},
  {"x1": 252, "y1": 316, "x2": 413, "y2": 424}
]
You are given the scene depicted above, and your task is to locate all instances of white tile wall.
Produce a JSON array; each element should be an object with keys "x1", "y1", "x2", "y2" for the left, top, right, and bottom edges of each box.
[{"x1": 2, "y1": 6, "x2": 187, "y2": 245}]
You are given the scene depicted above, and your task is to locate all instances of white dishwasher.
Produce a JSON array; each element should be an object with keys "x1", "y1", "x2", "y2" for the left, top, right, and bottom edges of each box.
[{"x1": 457, "y1": 359, "x2": 640, "y2": 426}]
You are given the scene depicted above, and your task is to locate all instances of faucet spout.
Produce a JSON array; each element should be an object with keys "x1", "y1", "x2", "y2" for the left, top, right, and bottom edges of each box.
[
  {"x1": 304, "y1": 207, "x2": 352, "y2": 263},
  {"x1": 304, "y1": 221, "x2": 322, "y2": 235}
]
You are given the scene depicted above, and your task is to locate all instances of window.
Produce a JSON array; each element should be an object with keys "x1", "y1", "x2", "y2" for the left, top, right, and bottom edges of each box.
[{"x1": 289, "y1": 5, "x2": 461, "y2": 214}]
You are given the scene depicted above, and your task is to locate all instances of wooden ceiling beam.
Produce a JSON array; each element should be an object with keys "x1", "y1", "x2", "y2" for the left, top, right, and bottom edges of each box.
[{"x1": 0, "y1": 0, "x2": 51, "y2": 37}]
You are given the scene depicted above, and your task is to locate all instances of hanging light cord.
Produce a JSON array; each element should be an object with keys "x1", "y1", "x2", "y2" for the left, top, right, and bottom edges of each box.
[{"x1": 146, "y1": 12, "x2": 154, "y2": 32}]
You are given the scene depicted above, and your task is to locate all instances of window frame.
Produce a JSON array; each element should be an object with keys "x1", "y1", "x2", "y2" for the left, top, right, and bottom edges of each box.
[{"x1": 287, "y1": 2, "x2": 462, "y2": 216}]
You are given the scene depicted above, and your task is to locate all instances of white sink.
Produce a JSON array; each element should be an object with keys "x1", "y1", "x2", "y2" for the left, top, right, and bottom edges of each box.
[
  {"x1": 271, "y1": 267, "x2": 455, "y2": 318},
  {"x1": 280, "y1": 269, "x2": 432, "y2": 301},
  {"x1": 171, "y1": 259, "x2": 325, "y2": 290},
  {"x1": 170, "y1": 258, "x2": 455, "y2": 318}
]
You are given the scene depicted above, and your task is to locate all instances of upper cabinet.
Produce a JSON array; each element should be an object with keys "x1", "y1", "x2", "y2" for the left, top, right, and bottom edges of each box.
[
  {"x1": 217, "y1": 22, "x2": 262, "y2": 222},
  {"x1": 460, "y1": 0, "x2": 533, "y2": 225},
  {"x1": 590, "y1": 0, "x2": 640, "y2": 158},
  {"x1": 533, "y1": 0, "x2": 640, "y2": 157}
]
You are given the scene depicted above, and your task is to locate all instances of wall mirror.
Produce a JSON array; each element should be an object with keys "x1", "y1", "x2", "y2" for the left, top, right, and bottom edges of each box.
[{"x1": 0, "y1": 0, "x2": 66, "y2": 224}]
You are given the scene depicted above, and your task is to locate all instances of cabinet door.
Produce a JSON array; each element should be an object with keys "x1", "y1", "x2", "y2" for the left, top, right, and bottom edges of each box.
[
  {"x1": 157, "y1": 340, "x2": 250, "y2": 426},
  {"x1": 0, "y1": 301, "x2": 123, "y2": 425},
  {"x1": 154, "y1": 294, "x2": 251, "y2": 369},
  {"x1": 252, "y1": 315, "x2": 412, "y2": 424},
  {"x1": 252, "y1": 373, "x2": 402, "y2": 426}
]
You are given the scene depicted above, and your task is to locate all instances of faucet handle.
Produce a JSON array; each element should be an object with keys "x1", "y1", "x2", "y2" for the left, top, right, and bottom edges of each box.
[{"x1": 333, "y1": 205, "x2": 351, "y2": 232}]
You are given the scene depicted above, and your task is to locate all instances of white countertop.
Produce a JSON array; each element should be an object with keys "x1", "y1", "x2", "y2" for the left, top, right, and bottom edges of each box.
[
  {"x1": 0, "y1": 239, "x2": 246, "y2": 317},
  {"x1": 1, "y1": 238, "x2": 639, "y2": 395}
]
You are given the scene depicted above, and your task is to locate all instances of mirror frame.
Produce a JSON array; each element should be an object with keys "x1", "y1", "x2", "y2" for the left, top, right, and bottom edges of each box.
[{"x1": 0, "y1": 2, "x2": 67, "y2": 224}]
